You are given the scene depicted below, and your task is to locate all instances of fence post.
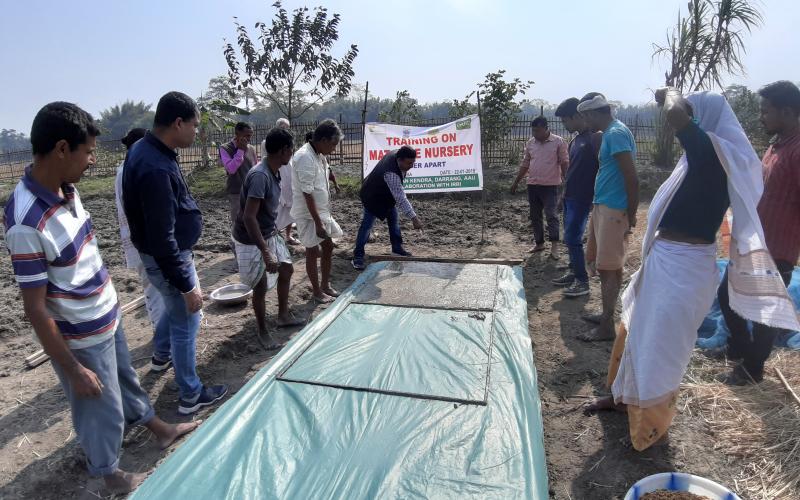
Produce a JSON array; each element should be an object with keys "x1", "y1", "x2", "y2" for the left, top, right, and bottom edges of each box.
[{"x1": 360, "y1": 82, "x2": 369, "y2": 183}]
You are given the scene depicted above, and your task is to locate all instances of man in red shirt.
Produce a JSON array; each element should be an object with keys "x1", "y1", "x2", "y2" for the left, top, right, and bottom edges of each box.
[{"x1": 717, "y1": 80, "x2": 800, "y2": 385}]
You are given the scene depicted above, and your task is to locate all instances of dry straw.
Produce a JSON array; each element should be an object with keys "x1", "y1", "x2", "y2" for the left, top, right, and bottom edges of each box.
[{"x1": 682, "y1": 350, "x2": 800, "y2": 500}]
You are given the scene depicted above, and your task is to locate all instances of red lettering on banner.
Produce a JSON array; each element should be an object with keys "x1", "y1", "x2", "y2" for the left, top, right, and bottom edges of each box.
[{"x1": 441, "y1": 133, "x2": 457, "y2": 143}]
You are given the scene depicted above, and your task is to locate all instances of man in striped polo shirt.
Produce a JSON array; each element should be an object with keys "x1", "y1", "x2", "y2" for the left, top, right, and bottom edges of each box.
[{"x1": 3, "y1": 102, "x2": 198, "y2": 494}]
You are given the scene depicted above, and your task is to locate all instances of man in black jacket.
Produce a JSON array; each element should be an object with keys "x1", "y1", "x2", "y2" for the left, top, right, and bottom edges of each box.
[
  {"x1": 123, "y1": 91, "x2": 227, "y2": 415},
  {"x1": 352, "y1": 145, "x2": 424, "y2": 270}
]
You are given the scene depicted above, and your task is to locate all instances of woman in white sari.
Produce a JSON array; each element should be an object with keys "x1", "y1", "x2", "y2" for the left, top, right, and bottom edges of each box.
[{"x1": 586, "y1": 89, "x2": 800, "y2": 451}]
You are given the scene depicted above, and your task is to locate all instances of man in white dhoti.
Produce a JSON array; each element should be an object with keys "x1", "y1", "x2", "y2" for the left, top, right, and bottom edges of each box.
[
  {"x1": 290, "y1": 119, "x2": 344, "y2": 303},
  {"x1": 585, "y1": 89, "x2": 800, "y2": 451}
]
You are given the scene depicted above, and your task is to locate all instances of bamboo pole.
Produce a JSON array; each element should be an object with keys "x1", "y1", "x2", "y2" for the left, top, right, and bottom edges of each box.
[
  {"x1": 371, "y1": 255, "x2": 524, "y2": 266},
  {"x1": 775, "y1": 367, "x2": 800, "y2": 408},
  {"x1": 476, "y1": 90, "x2": 487, "y2": 244}
]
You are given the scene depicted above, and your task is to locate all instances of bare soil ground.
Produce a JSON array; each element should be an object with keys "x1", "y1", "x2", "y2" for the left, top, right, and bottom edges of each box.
[{"x1": 0, "y1": 176, "x2": 795, "y2": 499}]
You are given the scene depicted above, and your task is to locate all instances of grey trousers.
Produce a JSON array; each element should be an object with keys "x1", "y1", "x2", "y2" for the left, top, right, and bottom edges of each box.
[{"x1": 52, "y1": 324, "x2": 154, "y2": 476}]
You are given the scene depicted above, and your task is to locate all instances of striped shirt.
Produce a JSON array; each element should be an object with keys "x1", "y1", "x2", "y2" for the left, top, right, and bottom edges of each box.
[
  {"x1": 384, "y1": 171, "x2": 416, "y2": 218},
  {"x1": 758, "y1": 131, "x2": 800, "y2": 265},
  {"x1": 3, "y1": 167, "x2": 119, "y2": 349}
]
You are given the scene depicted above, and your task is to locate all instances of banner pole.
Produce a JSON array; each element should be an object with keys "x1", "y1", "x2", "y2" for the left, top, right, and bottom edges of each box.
[
  {"x1": 360, "y1": 81, "x2": 369, "y2": 184},
  {"x1": 476, "y1": 90, "x2": 486, "y2": 244}
]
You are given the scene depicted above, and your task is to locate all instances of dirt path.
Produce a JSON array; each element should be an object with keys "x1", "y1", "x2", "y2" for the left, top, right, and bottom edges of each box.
[{"x1": 0, "y1": 191, "x2": 771, "y2": 499}]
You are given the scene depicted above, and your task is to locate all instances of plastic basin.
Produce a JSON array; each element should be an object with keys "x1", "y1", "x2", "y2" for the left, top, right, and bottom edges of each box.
[{"x1": 625, "y1": 472, "x2": 740, "y2": 500}]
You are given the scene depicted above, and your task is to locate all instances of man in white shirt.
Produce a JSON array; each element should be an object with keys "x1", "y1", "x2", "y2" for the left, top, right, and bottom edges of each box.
[{"x1": 290, "y1": 119, "x2": 343, "y2": 303}]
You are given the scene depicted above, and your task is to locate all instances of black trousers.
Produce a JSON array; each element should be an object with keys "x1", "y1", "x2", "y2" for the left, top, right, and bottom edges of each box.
[
  {"x1": 717, "y1": 260, "x2": 793, "y2": 379},
  {"x1": 526, "y1": 185, "x2": 560, "y2": 245}
]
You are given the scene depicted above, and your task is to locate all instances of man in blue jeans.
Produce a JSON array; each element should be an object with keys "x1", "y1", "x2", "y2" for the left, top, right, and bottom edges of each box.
[
  {"x1": 552, "y1": 98, "x2": 601, "y2": 297},
  {"x1": 123, "y1": 91, "x2": 227, "y2": 415},
  {"x1": 352, "y1": 145, "x2": 424, "y2": 270},
  {"x1": 6, "y1": 102, "x2": 198, "y2": 494}
]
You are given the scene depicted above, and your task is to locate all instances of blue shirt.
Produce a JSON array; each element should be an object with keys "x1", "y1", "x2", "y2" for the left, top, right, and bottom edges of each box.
[
  {"x1": 594, "y1": 119, "x2": 636, "y2": 210},
  {"x1": 564, "y1": 131, "x2": 601, "y2": 204},
  {"x1": 122, "y1": 132, "x2": 203, "y2": 293}
]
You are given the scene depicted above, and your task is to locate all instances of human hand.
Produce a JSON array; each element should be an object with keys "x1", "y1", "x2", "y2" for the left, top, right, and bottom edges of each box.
[
  {"x1": 510, "y1": 182, "x2": 518, "y2": 195},
  {"x1": 315, "y1": 222, "x2": 329, "y2": 239},
  {"x1": 263, "y1": 250, "x2": 279, "y2": 274},
  {"x1": 183, "y1": 287, "x2": 203, "y2": 313},
  {"x1": 333, "y1": 181, "x2": 341, "y2": 195},
  {"x1": 628, "y1": 213, "x2": 637, "y2": 229},
  {"x1": 655, "y1": 87, "x2": 670, "y2": 107},
  {"x1": 69, "y1": 364, "x2": 104, "y2": 398},
  {"x1": 412, "y1": 217, "x2": 424, "y2": 230}
]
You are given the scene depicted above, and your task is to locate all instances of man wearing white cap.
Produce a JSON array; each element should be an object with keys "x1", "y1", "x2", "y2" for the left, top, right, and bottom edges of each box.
[{"x1": 576, "y1": 93, "x2": 639, "y2": 342}]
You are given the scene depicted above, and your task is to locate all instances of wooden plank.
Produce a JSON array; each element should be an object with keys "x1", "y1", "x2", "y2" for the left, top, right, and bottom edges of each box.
[
  {"x1": 370, "y1": 255, "x2": 525, "y2": 266},
  {"x1": 24, "y1": 294, "x2": 146, "y2": 369}
]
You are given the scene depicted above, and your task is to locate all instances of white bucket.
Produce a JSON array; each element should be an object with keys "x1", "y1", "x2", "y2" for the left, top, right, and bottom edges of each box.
[{"x1": 624, "y1": 472, "x2": 740, "y2": 500}]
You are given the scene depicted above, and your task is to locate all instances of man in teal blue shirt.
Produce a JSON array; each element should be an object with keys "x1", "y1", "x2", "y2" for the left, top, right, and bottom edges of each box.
[{"x1": 576, "y1": 93, "x2": 640, "y2": 342}]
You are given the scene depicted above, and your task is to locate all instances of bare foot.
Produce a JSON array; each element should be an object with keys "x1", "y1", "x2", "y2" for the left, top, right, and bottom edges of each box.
[
  {"x1": 277, "y1": 314, "x2": 306, "y2": 328},
  {"x1": 156, "y1": 420, "x2": 202, "y2": 450},
  {"x1": 287, "y1": 236, "x2": 302, "y2": 246},
  {"x1": 256, "y1": 330, "x2": 285, "y2": 350},
  {"x1": 313, "y1": 293, "x2": 334, "y2": 304},
  {"x1": 104, "y1": 470, "x2": 147, "y2": 495},
  {"x1": 583, "y1": 396, "x2": 627, "y2": 415},
  {"x1": 528, "y1": 244, "x2": 546, "y2": 253},
  {"x1": 321, "y1": 287, "x2": 340, "y2": 298},
  {"x1": 577, "y1": 326, "x2": 615, "y2": 342}
]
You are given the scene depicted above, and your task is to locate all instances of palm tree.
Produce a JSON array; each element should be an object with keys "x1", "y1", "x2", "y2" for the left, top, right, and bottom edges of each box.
[
  {"x1": 98, "y1": 100, "x2": 154, "y2": 139},
  {"x1": 651, "y1": 0, "x2": 762, "y2": 166}
]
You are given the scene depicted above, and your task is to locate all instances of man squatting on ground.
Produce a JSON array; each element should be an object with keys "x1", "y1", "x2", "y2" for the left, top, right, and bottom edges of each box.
[
  {"x1": 233, "y1": 127, "x2": 305, "y2": 350},
  {"x1": 352, "y1": 145, "x2": 424, "y2": 270},
  {"x1": 4, "y1": 102, "x2": 198, "y2": 494},
  {"x1": 586, "y1": 88, "x2": 799, "y2": 450},
  {"x1": 576, "y1": 93, "x2": 640, "y2": 342},
  {"x1": 552, "y1": 98, "x2": 601, "y2": 298},
  {"x1": 219, "y1": 121, "x2": 258, "y2": 253},
  {"x1": 123, "y1": 91, "x2": 228, "y2": 415},
  {"x1": 715, "y1": 80, "x2": 800, "y2": 385},
  {"x1": 114, "y1": 127, "x2": 165, "y2": 329},
  {"x1": 511, "y1": 116, "x2": 569, "y2": 260},
  {"x1": 290, "y1": 119, "x2": 344, "y2": 303}
]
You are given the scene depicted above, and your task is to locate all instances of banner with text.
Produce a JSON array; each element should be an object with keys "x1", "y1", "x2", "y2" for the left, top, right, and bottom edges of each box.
[{"x1": 363, "y1": 115, "x2": 482, "y2": 193}]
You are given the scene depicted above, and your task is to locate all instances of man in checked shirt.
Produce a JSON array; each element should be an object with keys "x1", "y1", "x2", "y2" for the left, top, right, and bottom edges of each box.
[{"x1": 352, "y1": 145, "x2": 424, "y2": 270}]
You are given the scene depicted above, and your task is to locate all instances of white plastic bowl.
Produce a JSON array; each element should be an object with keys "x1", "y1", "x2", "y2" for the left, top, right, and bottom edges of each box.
[
  {"x1": 625, "y1": 472, "x2": 740, "y2": 500},
  {"x1": 209, "y1": 283, "x2": 253, "y2": 306}
]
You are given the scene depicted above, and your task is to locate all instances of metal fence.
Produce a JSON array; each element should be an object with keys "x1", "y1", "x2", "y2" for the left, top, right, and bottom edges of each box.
[{"x1": 0, "y1": 115, "x2": 665, "y2": 181}]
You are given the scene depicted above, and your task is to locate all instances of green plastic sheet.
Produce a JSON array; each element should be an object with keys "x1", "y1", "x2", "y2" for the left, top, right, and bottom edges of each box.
[{"x1": 131, "y1": 262, "x2": 548, "y2": 499}]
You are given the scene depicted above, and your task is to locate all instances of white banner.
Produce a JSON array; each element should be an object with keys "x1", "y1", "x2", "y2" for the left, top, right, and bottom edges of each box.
[{"x1": 362, "y1": 115, "x2": 482, "y2": 193}]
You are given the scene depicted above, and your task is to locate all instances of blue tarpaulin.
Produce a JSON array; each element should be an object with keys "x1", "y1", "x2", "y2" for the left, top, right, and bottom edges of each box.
[
  {"x1": 697, "y1": 260, "x2": 800, "y2": 350},
  {"x1": 131, "y1": 262, "x2": 548, "y2": 499}
]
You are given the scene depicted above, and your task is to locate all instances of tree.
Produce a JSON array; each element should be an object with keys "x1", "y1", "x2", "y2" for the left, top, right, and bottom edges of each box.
[
  {"x1": 448, "y1": 93, "x2": 477, "y2": 120},
  {"x1": 724, "y1": 83, "x2": 768, "y2": 153},
  {"x1": 98, "y1": 100, "x2": 154, "y2": 139},
  {"x1": 651, "y1": 0, "x2": 762, "y2": 166},
  {"x1": 475, "y1": 70, "x2": 533, "y2": 144},
  {"x1": 0, "y1": 129, "x2": 29, "y2": 152},
  {"x1": 378, "y1": 90, "x2": 421, "y2": 123},
  {"x1": 224, "y1": 1, "x2": 358, "y2": 122}
]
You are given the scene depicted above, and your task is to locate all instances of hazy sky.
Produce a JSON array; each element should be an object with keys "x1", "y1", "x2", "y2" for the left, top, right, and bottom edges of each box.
[{"x1": 1, "y1": 0, "x2": 796, "y2": 133}]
